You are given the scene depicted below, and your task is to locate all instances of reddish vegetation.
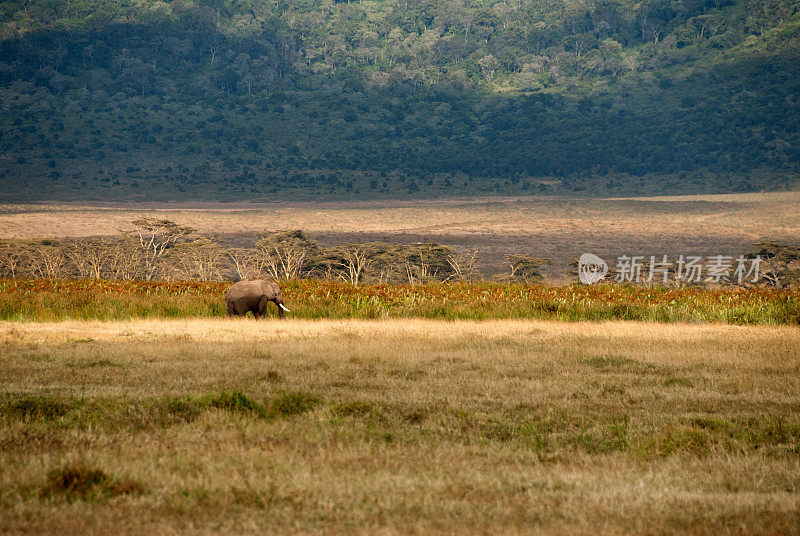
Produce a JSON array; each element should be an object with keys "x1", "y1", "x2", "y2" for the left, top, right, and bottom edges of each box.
[{"x1": 1, "y1": 279, "x2": 798, "y2": 324}]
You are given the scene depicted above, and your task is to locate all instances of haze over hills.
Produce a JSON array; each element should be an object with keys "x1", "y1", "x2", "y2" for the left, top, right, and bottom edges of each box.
[{"x1": 0, "y1": 0, "x2": 798, "y2": 202}]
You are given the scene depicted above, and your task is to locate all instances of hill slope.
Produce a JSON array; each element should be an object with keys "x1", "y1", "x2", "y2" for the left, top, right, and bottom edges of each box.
[{"x1": 0, "y1": 0, "x2": 798, "y2": 201}]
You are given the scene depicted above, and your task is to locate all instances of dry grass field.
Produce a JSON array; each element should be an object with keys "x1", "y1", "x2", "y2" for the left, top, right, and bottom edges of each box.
[
  {"x1": 2, "y1": 318, "x2": 799, "y2": 535},
  {"x1": 2, "y1": 191, "x2": 798, "y2": 277}
]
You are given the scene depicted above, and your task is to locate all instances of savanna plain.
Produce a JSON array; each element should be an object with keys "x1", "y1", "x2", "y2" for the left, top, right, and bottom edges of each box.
[
  {"x1": 3, "y1": 191, "x2": 799, "y2": 276},
  {"x1": 1, "y1": 193, "x2": 800, "y2": 534},
  {"x1": 1, "y1": 319, "x2": 799, "y2": 535}
]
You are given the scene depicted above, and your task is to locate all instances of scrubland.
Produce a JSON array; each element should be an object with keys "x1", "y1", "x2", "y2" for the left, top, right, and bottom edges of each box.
[{"x1": 1, "y1": 318, "x2": 799, "y2": 535}]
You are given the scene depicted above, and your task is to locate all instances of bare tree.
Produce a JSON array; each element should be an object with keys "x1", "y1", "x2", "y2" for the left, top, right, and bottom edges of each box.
[
  {"x1": 130, "y1": 219, "x2": 195, "y2": 280},
  {"x1": 172, "y1": 238, "x2": 225, "y2": 281},
  {"x1": 27, "y1": 242, "x2": 67, "y2": 279},
  {"x1": 63, "y1": 238, "x2": 116, "y2": 280},
  {"x1": 256, "y1": 230, "x2": 316, "y2": 280},
  {"x1": 259, "y1": 243, "x2": 308, "y2": 280},
  {"x1": 0, "y1": 241, "x2": 28, "y2": 278},
  {"x1": 227, "y1": 247, "x2": 271, "y2": 281},
  {"x1": 445, "y1": 249, "x2": 479, "y2": 281},
  {"x1": 329, "y1": 244, "x2": 372, "y2": 285},
  {"x1": 106, "y1": 236, "x2": 145, "y2": 280}
]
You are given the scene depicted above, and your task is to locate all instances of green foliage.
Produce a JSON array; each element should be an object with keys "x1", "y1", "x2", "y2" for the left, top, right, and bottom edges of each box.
[
  {"x1": 2, "y1": 394, "x2": 73, "y2": 421},
  {"x1": 0, "y1": 390, "x2": 323, "y2": 433},
  {"x1": 206, "y1": 391, "x2": 268, "y2": 418},
  {"x1": 3, "y1": 391, "x2": 798, "y2": 460},
  {"x1": 0, "y1": 0, "x2": 798, "y2": 200},
  {"x1": 203, "y1": 390, "x2": 320, "y2": 420},
  {"x1": 147, "y1": 396, "x2": 204, "y2": 426},
  {"x1": 268, "y1": 391, "x2": 321, "y2": 418}
]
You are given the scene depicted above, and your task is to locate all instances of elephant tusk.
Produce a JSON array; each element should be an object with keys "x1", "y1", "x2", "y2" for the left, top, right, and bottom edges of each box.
[{"x1": 278, "y1": 303, "x2": 290, "y2": 312}]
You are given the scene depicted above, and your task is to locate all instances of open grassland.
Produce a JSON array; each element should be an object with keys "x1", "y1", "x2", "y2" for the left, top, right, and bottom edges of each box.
[
  {"x1": 1, "y1": 319, "x2": 799, "y2": 535},
  {"x1": 2, "y1": 192, "x2": 798, "y2": 275},
  {"x1": 2, "y1": 279, "x2": 799, "y2": 324}
]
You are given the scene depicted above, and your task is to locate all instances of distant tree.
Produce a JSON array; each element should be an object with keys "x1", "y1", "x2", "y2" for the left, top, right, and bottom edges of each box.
[
  {"x1": 256, "y1": 230, "x2": 318, "y2": 280},
  {"x1": 505, "y1": 254, "x2": 551, "y2": 282},
  {"x1": 0, "y1": 241, "x2": 28, "y2": 278},
  {"x1": 227, "y1": 247, "x2": 268, "y2": 281},
  {"x1": 445, "y1": 249, "x2": 479, "y2": 281},
  {"x1": 107, "y1": 236, "x2": 146, "y2": 281},
  {"x1": 751, "y1": 241, "x2": 800, "y2": 288},
  {"x1": 403, "y1": 243, "x2": 457, "y2": 284},
  {"x1": 130, "y1": 219, "x2": 195, "y2": 280},
  {"x1": 63, "y1": 238, "x2": 117, "y2": 280},
  {"x1": 28, "y1": 241, "x2": 67, "y2": 279},
  {"x1": 326, "y1": 244, "x2": 373, "y2": 285},
  {"x1": 172, "y1": 237, "x2": 225, "y2": 281},
  {"x1": 478, "y1": 54, "x2": 500, "y2": 82}
]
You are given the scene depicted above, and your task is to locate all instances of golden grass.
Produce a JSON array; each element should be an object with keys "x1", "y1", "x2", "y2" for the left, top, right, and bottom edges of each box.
[{"x1": 1, "y1": 318, "x2": 799, "y2": 534}]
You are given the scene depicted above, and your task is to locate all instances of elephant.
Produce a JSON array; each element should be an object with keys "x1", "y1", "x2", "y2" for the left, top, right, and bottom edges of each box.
[{"x1": 225, "y1": 280, "x2": 290, "y2": 319}]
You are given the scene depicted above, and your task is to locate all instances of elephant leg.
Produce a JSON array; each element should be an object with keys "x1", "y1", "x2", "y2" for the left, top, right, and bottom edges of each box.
[
  {"x1": 230, "y1": 299, "x2": 250, "y2": 317},
  {"x1": 226, "y1": 301, "x2": 236, "y2": 317},
  {"x1": 255, "y1": 297, "x2": 272, "y2": 319}
]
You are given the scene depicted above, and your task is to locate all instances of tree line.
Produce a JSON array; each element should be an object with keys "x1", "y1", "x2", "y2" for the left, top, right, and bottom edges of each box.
[
  {"x1": 0, "y1": 218, "x2": 548, "y2": 284},
  {"x1": 1, "y1": 219, "x2": 797, "y2": 287}
]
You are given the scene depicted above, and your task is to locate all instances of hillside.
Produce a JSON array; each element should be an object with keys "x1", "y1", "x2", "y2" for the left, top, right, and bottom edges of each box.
[{"x1": 0, "y1": 0, "x2": 799, "y2": 201}]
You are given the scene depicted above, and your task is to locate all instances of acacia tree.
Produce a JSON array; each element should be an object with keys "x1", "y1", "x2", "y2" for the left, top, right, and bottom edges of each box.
[
  {"x1": 445, "y1": 249, "x2": 479, "y2": 281},
  {"x1": 0, "y1": 241, "x2": 28, "y2": 278},
  {"x1": 752, "y1": 241, "x2": 800, "y2": 288},
  {"x1": 172, "y1": 237, "x2": 225, "y2": 281},
  {"x1": 505, "y1": 254, "x2": 551, "y2": 282},
  {"x1": 403, "y1": 243, "x2": 457, "y2": 284},
  {"x1": 106, "y1": 236, "x2": 146, "y2": 280},
  {"x1": 256, "y1": 230, "x2": 317, "y2": 280},
  {"x1": 343, "y1": 242, "x2": 406, "y2": 284},
  {"x1": 63, "y1": 238, "x2": 116, "y2": 280},
  {"x1": 227, "y1": 247, "x2": 274, "y2": 281},
  {"x1": 130, "y1": 219, "x2": 195, "y2": 280},
  {"x1": 327, "y1": 244, "x2": 373, "y2": 285},
  {"x1": 28, "y1": 241, "x2": 67, "y2": 279}
]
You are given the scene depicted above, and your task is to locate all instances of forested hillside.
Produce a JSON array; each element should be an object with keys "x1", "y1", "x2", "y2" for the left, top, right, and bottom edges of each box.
[{"x1": 0, "y1": 0, "x2": 798, "y2": 201}]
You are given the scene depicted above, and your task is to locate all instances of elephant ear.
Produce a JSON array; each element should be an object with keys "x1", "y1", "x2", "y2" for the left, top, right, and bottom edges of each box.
[{"x1": 262, "y1": 280, "x2": 277, "y2": 297}]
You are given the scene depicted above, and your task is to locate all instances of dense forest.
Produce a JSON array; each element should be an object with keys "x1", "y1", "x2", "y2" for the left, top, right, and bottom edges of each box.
[{"x1": 0, "y1": 0, "x2": 798, "y2": 201}]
